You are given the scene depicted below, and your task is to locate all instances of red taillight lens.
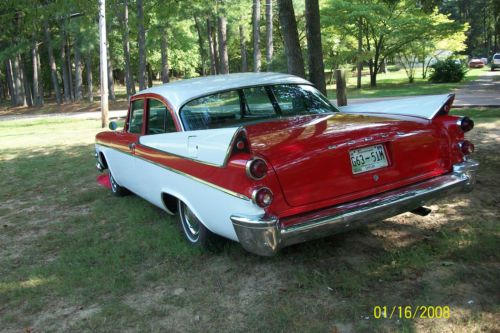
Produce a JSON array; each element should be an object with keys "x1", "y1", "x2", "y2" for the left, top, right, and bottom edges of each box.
[
  {"x1": 460, "y1": 140, "x2": 475, "y2": 155},
  {"x1": 246, "y1": 158, "x2": 268, "y2": 180},
  {"x1": 252, "y1": 187, "x2": 273, "y2": 208},
  {"x1": 458, "y1": 116, "x2": 474, "y2": 132}
]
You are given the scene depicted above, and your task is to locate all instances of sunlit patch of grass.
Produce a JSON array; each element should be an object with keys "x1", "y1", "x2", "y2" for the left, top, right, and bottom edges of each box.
[{"x1": 327, "y1": 68, "x2": 490, "y2": 99}]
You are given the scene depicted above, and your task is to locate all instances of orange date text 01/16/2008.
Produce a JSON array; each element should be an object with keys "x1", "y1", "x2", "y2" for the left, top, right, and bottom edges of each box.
[{"x1": 373, "y1": 306, "x2": 451, "y2": 319}]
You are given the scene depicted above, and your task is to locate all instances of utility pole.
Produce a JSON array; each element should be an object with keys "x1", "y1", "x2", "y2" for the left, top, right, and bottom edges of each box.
[{"x1": 99, "y1": 0, "x2": 109, "y2": 128}]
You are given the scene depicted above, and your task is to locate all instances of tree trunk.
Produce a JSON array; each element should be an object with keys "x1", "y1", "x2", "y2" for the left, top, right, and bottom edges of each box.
[
  {"x1": 194, "y1": 16, "x2": 206, "y2": 76},
  {"x1": 265, "y1": 0, "x2": 273, "y2": 71},
  {"x1": 74, "y1": 38, "x2": 83, "y2": 101},
  {"x1": 20, "y1": 55, "x2": 33, "y2": 107},
  {"x1": 36, "y1": 48, "x2": 44, "y2": 105},
  {"x1": 107, "y1": 49, "x2": 115, "y2": 100},
  {"x1": 207, "y1": 19, "x2": 217, "y2": 75},
  {"x1": 122, "y1": 0, "x2": 134, "y2": 99},
  {"x1": 213, "y1": 26, "x2": 220, "y2": 74},
  {"x1": 137, "y1": 0, "x2": 147, "y2": 90},
  {"x1": 32, "y1": 41, "x2": 42, "y2": 106},
  {"x1": 218, "y1": 16, "x2": 229, "y2": 74},
  {"x1": 252, "y1": 0, "x2": 261, "y2": 72},
  {"x1": 66, "y1": 38, "x2": 75, "y2": 101},
  {"x1": 12, "y1": 55, "x2": 26, "y2": 106},
  {"x1": 5, "y1": 59, "x2": 16, "y2": 106},
  {"x1": 106, "y1": 20, "x2": 115, "y2": 100},
  {"x1": 213, "y1": 25, "x2": 220, "y2": 74},
  {"x1": 161, "y1": 27, "x2": 170, "y2": 83},
  {"x1": 43, "y1": 21, "x2": 61, "y2": 104},
  {"x1": 277, "y1": 0, "x2": 305, "y2": 77},
  {"x1": 305, "y1": 0, "x2": 326, "y2": 95},
  {"x1": 335, "y1": 69, "x2": 347, "y2": 106},
  {"x1": 356, "y1": 17, "x2": 362, "y2": 89},
  {"x1": 60, "y1": 32, "x2": 71, "y2": 103},
  {"x1": 85, "y1": 53, "x2": 93, "y2": 103},
  {"x1": 147, "y1": 63, "x2": 153, "y2": 87},
  {"x1": 98, "y1": 0, "x2": 109, "y2": 128},
  {"x1": 239, "y1": 24, "x2": 248, "y2": 72}
]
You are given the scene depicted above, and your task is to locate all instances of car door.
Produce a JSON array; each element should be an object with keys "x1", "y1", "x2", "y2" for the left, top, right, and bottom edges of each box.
[
  {"x1": 133, "y1": 98, "x2": 178, "y2": 206},
  {"x1": 106, "y1": 98, "x2": 145, "y2": 192}
]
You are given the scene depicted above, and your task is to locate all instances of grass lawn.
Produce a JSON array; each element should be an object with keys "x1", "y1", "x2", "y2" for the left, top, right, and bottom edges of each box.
[
  {"x1": 327, "y1": 68, "x2": 489, "y2": 99},
  {"x1": 0, "y1": 110, "x2": 499, "y2": 332}
]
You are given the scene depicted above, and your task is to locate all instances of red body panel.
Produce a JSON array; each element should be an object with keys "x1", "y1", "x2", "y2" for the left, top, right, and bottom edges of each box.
[{"x1": 245, "y1": 113, "x2": 451, "y2": 208}]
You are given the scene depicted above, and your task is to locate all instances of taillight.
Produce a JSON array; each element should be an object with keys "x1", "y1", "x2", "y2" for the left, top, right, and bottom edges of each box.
[
  {"x1": 252, "y1": 187, "x2": 273, "y2": 208},
  {"x1": 457, "y1": 116, "x2": 474, "y2": 132},
  {"x1": 246, "y1": 158, "x2": 268, "y2": 180},
  {"x1": 459, "y1": 140, "x2": 475, "y2": 155}
]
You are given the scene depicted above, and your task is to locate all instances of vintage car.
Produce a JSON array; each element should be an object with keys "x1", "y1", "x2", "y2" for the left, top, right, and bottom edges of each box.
[
  {"x1": 95, "y1": 72, "x2": 478, "y2": 256},
  {"x1": 468, "y1": 58, "x2": 485, "y2": 68}
]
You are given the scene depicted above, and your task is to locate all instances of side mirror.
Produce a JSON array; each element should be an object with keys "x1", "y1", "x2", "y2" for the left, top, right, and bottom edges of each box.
[{"x1": 109, "y1": 121, "x2": 118, "y2": 131}]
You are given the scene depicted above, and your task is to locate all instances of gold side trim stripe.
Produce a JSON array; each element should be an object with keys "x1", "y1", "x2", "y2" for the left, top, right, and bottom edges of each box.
[{"x1": 96, "y1": 143, "x2": 251, "y2": 201}]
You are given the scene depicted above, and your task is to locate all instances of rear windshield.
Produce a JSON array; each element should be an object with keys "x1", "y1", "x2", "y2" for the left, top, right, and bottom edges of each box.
[
  {"x1": 180, "y1": 84, "x2": 337, "y2": 130},
  {"x1": 494, "y1": 54, "x2": 500, "y2": 59}
]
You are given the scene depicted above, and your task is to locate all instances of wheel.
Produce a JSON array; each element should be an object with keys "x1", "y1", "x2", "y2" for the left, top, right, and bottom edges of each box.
[
  {"x1": 177, "y1": 200, "x2": 222, "y2": 250},
  {"x1": 109, "y1": 171, "x2": 129, "y2": 197}
]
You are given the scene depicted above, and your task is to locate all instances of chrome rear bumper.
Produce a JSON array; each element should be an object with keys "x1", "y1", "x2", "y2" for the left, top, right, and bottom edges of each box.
[{"x1": 231, "y1": 160, "x2": 479, "y2": 256}]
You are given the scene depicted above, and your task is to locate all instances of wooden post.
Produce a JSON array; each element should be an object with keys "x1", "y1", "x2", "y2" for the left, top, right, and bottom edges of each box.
[
  {"x1": 335, "y1": 69, "x2": 347, "y2": 106},
  {"x1": 98, "y1": 0, "x2": 109, "y2": 128}
]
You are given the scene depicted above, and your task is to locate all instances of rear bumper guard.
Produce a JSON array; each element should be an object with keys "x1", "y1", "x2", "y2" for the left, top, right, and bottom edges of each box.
[{"x1": 231, "y1": 160, "x2": 479, "y2": 256}]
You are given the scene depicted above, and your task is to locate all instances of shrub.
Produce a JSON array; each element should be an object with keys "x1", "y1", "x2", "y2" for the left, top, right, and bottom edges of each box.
[{"x1": 429, "y1": 59, "x2": 467, "y2": 83}]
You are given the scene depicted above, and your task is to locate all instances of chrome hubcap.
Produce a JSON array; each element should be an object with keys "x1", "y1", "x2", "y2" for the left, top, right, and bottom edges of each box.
[{"x1": 181, "y1": 203, "x2": 200, "y2": 242}]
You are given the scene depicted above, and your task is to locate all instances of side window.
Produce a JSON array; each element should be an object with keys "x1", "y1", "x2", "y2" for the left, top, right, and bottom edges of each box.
[
  {"x1": 180, "y1": 90, "x2": 241, "y2": 130},
  {"x1": 128, "y1": 100, "x2": 144, "y2": 134},
  {"x1": 272, "y1": 85, "x2": 308, "y2": 115},
  {"x1": 146, "y1": 99, "x2": 177, "y2": 135},
  {"x1": 242, "y1": 87, "x2": 276, "y2": 118}
]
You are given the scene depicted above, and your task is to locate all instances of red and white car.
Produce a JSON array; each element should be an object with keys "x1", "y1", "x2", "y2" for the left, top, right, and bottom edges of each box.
[{"x1": 95, "y1": 73, "x2": 478, "y2": 256}]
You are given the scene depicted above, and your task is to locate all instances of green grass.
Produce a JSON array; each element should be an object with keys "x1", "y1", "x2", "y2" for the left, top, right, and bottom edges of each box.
[
  {"x1": 327, "y1": 68, "x2": 488, "y2": 99},
  {"x1": 0, "y1": 114, "x2": 499, "y2": 331}
]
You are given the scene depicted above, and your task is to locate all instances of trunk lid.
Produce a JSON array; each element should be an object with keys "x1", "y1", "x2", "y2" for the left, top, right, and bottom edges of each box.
[{"x1": 245, "y1": 113, "x2": 449, "y2": 207}]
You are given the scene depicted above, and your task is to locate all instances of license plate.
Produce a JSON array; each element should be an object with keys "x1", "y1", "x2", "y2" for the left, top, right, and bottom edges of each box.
[{"x1": 349, "y1": 144, "x2": 388, "y2": 174}]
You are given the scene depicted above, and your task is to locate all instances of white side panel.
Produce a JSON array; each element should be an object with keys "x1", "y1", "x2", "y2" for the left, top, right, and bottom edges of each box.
[
  {"x1": 339, "y1": 94, "x2": 453, "y2": 120},
  {"x1": 138, "y1": 127, "x2": 239, "y2": 166},
  {"x1": 132, "y1": 157, "x2": 263, "y2": 241},
  {"x1": 96, "y1": 144, "x2": 136, "y2": 190}
]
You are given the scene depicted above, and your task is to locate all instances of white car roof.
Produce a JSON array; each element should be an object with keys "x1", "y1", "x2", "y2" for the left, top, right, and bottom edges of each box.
[{"x1": 137, "y1": 72, "x2": 312, "y2": 111}]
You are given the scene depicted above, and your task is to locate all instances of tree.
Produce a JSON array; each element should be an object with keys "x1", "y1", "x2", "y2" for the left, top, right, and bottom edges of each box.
[
  {"x1": 137, "y1": 0, "x2": 147, "y2": 90},
  {"x1": 305, "y1": 0, "x2": 326, "y2": 95},
  {"x1": 121, "y1": 0, "x2": 134, "y2": 98},
  {"x1": 252, "y1": 0, "x2": 261, "y2": 72},
  {"x1": 99, "y1": 0, "x2": 109, "y2": 128},
  {"x1": 43, "y1": 20, "x2": 62, "y2": 104},
  {"x1": 265, "y1": 0, "x2": 273, "y2": 70},
  {"x1": 207, "y1": 18, "x2": 217, "y2": 75},
  {"x1": 218, "y1": 16, "x2": 229, "y2": 74},
  {"x1": 239, "y1": 24, "x2": 248, "y2": 71},
  {"x1": 160, "y1": 27, "x2": 170, "y2": 83},
  {"x1": 277, "y1": 0, "x2": 305, "y2": 77}
]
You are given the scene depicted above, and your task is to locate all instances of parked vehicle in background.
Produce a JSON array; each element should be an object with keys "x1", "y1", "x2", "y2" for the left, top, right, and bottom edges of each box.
[
  {"x1": 480, "y1": 57, "x2": 488, "y2": 64},
  {"x1": 94, "y1": 73, "x2": 479, "y2": 256},
  {"x1": 491, "y1": 53, "x2": 500, "y2": 71},
  {"x1": 468, "y1": 58, "x2": 485, "y2": 68}
]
